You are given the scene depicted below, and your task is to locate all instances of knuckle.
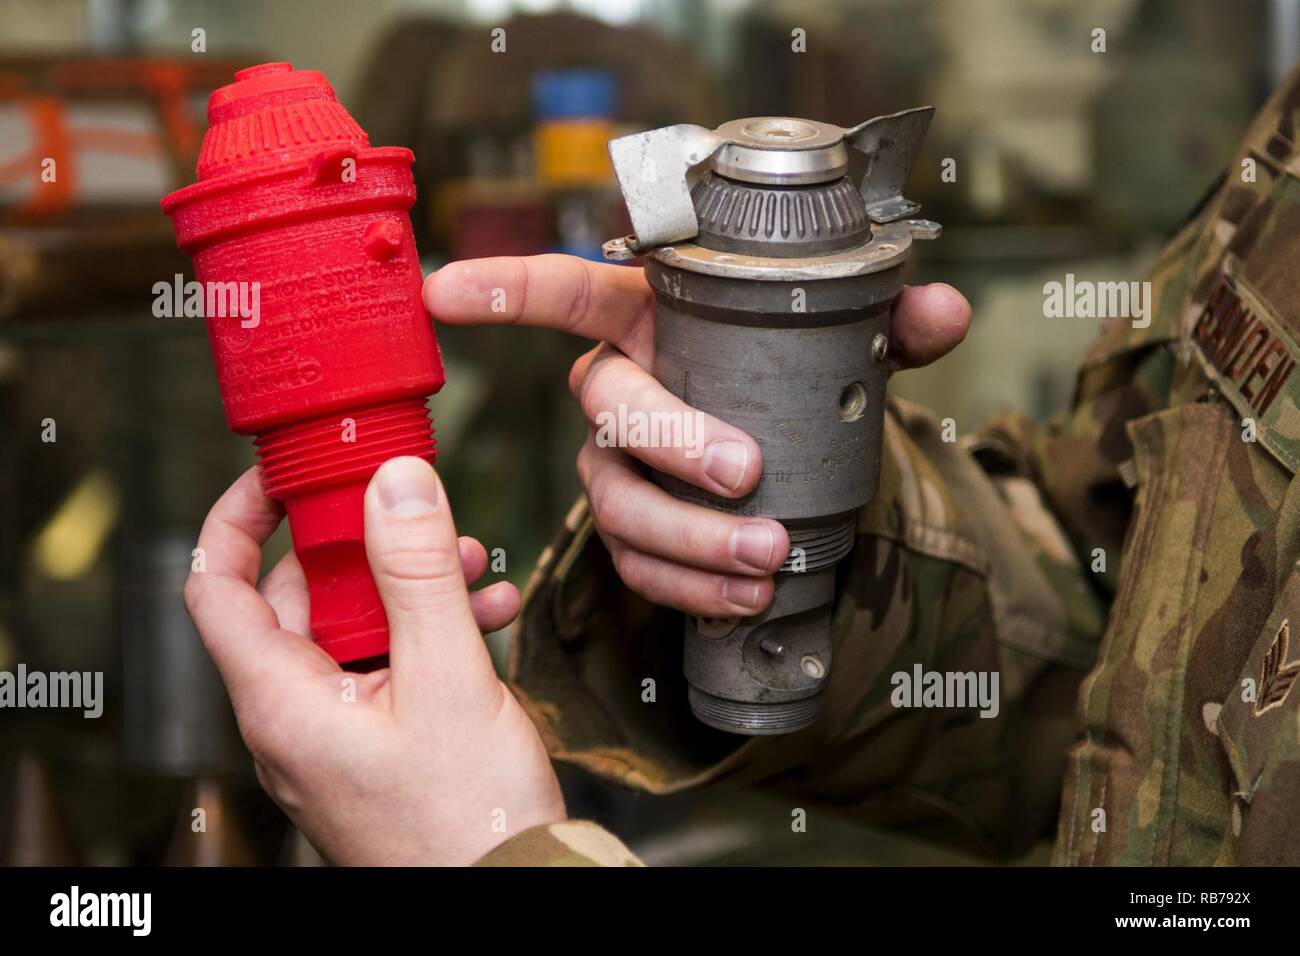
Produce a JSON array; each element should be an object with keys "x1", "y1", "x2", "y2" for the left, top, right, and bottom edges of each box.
[
  {"x1": 251, "y1": 756, "x2": 302, "y2": 815},
  {"x1": 251, "y1": 759, "x2": 273, "y2": 792},
  {"x1": 250, "y1": 759, "x2": 279, "y2": 802},
  {"x1": 578, "y1": 354, "x2": 621, "y2": 421},
  {"x1": 704, "y1": 524, "x2": 739, "y2": 568},
  {"x1": 607, "y1": 548, "x2": 628, "y2": 583},
  {"x1": 242, "y1": 724, "x2": 277, "y2": 771},
  {"x1": 568, "y1": 356, "x2": 587, "y2": 400},
  {"x1": 233, "y1": 696, "x2": 288, "y2": 768},
  {"x1": 576, "y1": 440, "x2": 594, "y2": 489},
  {"x1": 588, "y1": 472, "x2": 635, "y2": 539},
  {"x1": 624, "y1": 373, "x2": 662, "y2": 413},
  {"x1": 696, "y1": 574, "x2": 738, "y2": 613},
  {"x1": 609, "y1": 546, "x2": 645, "y2": 591},
  {"x1": 669, "y1": 508, "x2": 729, "y2": 569},
  {"x1": 372, "y1": 544, "x2": 464, "y2": 587},
  {"x1": 566, "y1": 259, "x2": 594, "y2": 331},
  {"x1": 182, "y1": 572, "x2": 206, "y2": 620}
]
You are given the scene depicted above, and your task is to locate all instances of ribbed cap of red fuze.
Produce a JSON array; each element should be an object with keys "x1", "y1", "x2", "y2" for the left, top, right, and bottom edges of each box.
[{"x1": 195, "y1": 62, "x2": 370, "y2": 181}]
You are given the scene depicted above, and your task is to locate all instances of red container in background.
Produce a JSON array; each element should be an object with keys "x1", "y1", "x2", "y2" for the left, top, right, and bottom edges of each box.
[{"x1": 162, "y1": 62, "x2": 445, "y2": 663}]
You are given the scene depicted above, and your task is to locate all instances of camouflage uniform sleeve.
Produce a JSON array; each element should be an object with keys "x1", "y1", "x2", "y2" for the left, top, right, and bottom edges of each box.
[
  {"x1": 507, "y1": 324, "x2": 1188, "y2": 858},
  {"x1": 472, "y1": 821, "x2": 643, "y2": 867},
  {"x1": 506, "y1": 183, "x2": 1189, "y2": 866}
]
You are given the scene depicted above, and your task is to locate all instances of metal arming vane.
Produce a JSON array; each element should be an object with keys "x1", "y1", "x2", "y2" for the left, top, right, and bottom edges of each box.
[{"x1": 603, "y1": 110, "x2": 940, "y2": 735}]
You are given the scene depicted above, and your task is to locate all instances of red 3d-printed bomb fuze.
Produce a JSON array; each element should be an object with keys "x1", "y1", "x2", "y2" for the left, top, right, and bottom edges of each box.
[{"x1": 162, "y1": 63, "x2": 445, "y2": 663}]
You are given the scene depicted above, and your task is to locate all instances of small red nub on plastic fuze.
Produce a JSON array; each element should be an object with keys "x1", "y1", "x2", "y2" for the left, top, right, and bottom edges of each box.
[{"x1": 162, "y1": 63, "x2": 445, "y2": 663}]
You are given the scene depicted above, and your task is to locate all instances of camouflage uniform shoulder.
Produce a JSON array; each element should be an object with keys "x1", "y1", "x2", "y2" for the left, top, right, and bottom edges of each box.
[
  {"x1": 473, "y1": 821, "x2": 643, "y2": 867},
  {"x1": 1081, "y1": 207, "x2": 1205, "y2": 369},
  {"x1": 1155, "y1": 60, "x2": 1300, "y2": 477},
  {"x1": 1054, "y1": 63, "x2": 1300, "y2": 866},
  {"x1": 1085, "y1": 61, "x2": 1300, "y2": 372}
]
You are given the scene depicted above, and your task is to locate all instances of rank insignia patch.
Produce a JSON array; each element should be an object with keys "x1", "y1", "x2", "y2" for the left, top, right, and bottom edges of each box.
[{"x1": 1256, "y1": 619, "x2": 1300, "y2": 716}]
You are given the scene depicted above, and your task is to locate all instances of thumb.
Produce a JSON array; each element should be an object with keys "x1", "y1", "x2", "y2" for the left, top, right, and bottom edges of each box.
[{"x1": 364, "y1": 456, "x2": 494, "y2": 711}]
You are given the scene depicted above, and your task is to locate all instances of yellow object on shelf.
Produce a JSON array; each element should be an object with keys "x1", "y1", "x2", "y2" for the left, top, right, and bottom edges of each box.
[{"x1": 535, "y1": 119, "x2": 614, "y2": 188}]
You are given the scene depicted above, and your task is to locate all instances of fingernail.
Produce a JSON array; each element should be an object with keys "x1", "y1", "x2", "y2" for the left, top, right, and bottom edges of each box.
[
  {"x1": 730, "y1": 523, "x2": 774, "y2": 571},
  {"x1": 722, "y1": 578, "x2": 762, "y2": 610},
  {"x1": 376, "y1": 457, "x2": 439, "y2": 516},
  {"x1": 702, "y1": 440, "x2": 749, "y2": 492}
]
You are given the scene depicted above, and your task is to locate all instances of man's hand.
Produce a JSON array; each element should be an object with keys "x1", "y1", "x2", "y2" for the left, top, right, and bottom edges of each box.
[
  {"x1": 424, "y1": 254, "x2": 970, "y2": 618},
  {"x1": 185, "y1": 457, "x2": 566, "y2": 866}
]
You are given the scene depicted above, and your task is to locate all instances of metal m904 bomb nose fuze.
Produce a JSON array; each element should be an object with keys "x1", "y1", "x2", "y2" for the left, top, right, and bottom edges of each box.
[{"x1": 603, "y1": 109, "x2": 941, "y2": 735}]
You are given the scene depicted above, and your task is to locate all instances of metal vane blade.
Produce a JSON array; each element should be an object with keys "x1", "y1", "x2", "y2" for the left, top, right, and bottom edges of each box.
[
  {"x1": 606, "y1": 124, "x2": 723, "y2": 251},
  {"x1": 844, "y1": 106, "x2": 935, "y2": 223}
]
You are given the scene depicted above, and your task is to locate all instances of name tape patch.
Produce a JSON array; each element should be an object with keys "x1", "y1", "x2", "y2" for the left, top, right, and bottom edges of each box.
[{"x1": 1189, "y1": 260, "x2": 1300, "y2": 473}]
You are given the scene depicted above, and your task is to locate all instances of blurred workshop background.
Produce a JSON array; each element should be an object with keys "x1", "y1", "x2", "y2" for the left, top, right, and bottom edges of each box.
[{"x1": 0, "y1": 0, "x2": 1283, "y2": 866}]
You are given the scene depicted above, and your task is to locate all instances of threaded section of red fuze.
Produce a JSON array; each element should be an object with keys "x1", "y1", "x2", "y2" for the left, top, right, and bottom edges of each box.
[
  {"x1": 254, "y1": 397, "x2": 436, "y2": 500},
  {"x1": 252, "y1": 397, "x2": 436, "y2": 663}
]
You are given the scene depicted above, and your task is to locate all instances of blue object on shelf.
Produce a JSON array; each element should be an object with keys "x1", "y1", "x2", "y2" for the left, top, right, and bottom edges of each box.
[{"x1": 532, "y1": 69, "x2": 616, "y2": 120}]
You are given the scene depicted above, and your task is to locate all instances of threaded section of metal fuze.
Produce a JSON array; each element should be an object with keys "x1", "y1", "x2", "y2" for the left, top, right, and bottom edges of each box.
[
  {"x1": 779, "y1": 516, "x2": 855, "y2": 573},
  {"x1": 688, "y1": 687, "x2": 822, "y2": 735}
]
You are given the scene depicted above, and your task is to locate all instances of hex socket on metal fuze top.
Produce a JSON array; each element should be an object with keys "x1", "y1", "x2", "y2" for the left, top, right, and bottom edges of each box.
[
  {"x1": 162, "y1": 63, "x2": 446, "y2": 664},
  {"x1": 604, "y1": 113, "x2": 941, "y2": 735}
]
